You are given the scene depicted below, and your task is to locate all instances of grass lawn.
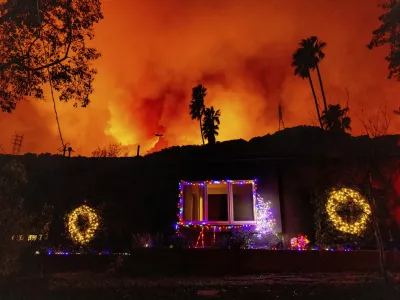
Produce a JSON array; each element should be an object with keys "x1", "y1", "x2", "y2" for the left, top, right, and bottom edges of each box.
[{"x1": 0, "y1": 273, "x2": 399, "y2": 299}]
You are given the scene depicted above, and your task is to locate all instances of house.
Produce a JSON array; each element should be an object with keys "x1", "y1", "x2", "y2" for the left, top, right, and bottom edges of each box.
[{"x1": 176, "y1": 179, "x2": 282, "y2": 247}]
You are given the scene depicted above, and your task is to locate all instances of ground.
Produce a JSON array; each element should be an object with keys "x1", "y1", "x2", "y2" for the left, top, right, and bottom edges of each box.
[{"x1": 0, "y1": 273, "x2": 399, "y2": 299}]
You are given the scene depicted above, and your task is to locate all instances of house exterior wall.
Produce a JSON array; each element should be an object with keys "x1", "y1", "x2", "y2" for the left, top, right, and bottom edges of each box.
[{"x1": 0, "y1": 153, "x2": 397, "y2": 248}]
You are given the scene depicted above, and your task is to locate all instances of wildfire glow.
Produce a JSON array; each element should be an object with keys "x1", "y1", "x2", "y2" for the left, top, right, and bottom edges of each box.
[{"x1": 0, "y1": 0, "x2": 398, "y2": 155}]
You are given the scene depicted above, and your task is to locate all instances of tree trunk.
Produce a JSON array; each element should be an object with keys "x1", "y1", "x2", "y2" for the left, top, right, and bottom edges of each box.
[
  {"x1": 208, "y1": 134, "x2": 216, "y2": 145},
  {"x1": 316, "y1": 64, "x2": 328, "y2": 111},
  {"x1": 200, "y1": 118, "x2": 204, "y2": 145},
  {"x1": 308, "y1": 75, "x2": 323, "y2": 129},
  {"x1": 366, "y1": 170, "x2": 389, "y2": 284},
  {"x1": 276, "y1": 162, "x2": 287, "y2": 249}
]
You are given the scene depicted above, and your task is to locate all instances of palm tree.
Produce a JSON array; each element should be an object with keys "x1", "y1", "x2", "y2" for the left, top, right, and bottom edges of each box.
[
  {"x1": 292, "y1": 36, "x2": 328, "y2": 113},
  {"x1": 305, "y1": 36, "x2": 328, "y2": 112},
  {"x1": 321, "y1": 104, "x2": 351, "y2": 134},
  {"x1": 189, "y1": 84, "x2": 207, "y2": 145},
  {"x1": 292, "y1": 47, "x2": 323, "y2": 128},
  {"x1": 202, "y1": 106, "x2": 221, "y2": 145}
]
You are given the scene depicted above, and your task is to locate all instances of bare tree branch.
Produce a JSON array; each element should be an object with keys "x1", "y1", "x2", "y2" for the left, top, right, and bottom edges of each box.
[
  {"x1": 92, "y1": 143, "x2": 129, "y2": 158},
  {"x1": 358, "y1": 102, "x2": 391, "y2": 138}
]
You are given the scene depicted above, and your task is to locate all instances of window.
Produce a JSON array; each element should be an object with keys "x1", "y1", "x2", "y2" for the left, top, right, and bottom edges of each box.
[
  {"x1": 207, "y1": 183, "x2": 229, "y2": 222},
  {"x1": 232, "y1": 183, "x2": 254, "y2": 221},
  {"x1": 183, "y1": 184, "x2": 205, "y2": 222},
  {"x1": 180, "y1": 180, "x2": 256, "y2": 225}
]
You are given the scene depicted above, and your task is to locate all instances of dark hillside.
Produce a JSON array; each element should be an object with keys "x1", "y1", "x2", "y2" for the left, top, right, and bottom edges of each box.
[{"x1": 147, "y1": 126, "x2": 400, "y2": 161}]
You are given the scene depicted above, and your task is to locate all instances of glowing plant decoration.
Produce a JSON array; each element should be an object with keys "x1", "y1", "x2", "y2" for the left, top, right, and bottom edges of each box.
[
  {"x1": 290, "y1": 234, "x2": 309, "y2": 250},
  {"x1": 326, "y1": 188, "x2": 371, "y2": 235},
  {"x1": 255, "y1": 194, "x2": 276, "y2": 236},
  {"x1": 67, "y1": 205, "x2": 100, "y2": 245}
]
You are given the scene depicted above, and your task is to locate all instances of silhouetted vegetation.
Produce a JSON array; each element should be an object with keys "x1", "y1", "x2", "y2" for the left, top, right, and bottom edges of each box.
[
  {"x1": 0, "y1": 0, "x2": 103, "y2": 112},
  {"x1": 202, "y1": 106, "x2": 221, "y2": 145},
  {"x1": 92, "y1": 143, "x2": 129, "y2": 158},
  {"x1": 0, "y1": 161, "x2": 29, "y2": 276},
  {"x1": 368, "y1": 0, "x2": 400, "y2": 81},
  {"x1": 189, "y1": 85, "x2": 222, "y2": 145},
  {"x1": 0, "y1": 160, "x2": 53, "y2": 276},
  {"x1": 321, "y1": 104, "x2": 352, "y2": 134},
  {"x1": 189, "y1": 84, "x2": 207, "y2": 145},
  {"x1": 359, "y1": 106, "x2": 391, "y2": 138},
  {"x1": 292, "y1": 36, "x2": 328, "y2": 127}
]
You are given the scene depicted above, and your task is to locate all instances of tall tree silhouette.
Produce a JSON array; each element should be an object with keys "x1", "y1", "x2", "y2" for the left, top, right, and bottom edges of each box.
[
  {"x1": 321, "y1": 104, "x2": 351, "y2": 134},
  {"x1": 189, "y1": 84, "x2": 207, "y2": 145},
  {"x1": 202, "y1": 106, "x2": 221, "y2": 145},
  {"x1": 308, "y1": 36, "x2": 328, "y2": 112},
  {"x1": 368, "y1": 0, "x2": 400, "y2": 81},
  {"x1": 292, "y1": 45, "x2": 323, "y2": 128},
  {"x1": 292, "y1": 36, "x2": 328, "y2": 112}
]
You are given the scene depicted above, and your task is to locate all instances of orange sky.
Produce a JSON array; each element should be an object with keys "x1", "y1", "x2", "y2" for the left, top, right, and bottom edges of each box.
[{"x1": 0, "y1": 0, "x2": 398, "y2": 156}]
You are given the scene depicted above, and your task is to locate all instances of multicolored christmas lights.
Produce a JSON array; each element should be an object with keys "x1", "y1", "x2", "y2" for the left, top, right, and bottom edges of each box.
[
  {"x1": 255, "y1": 194, "x2": 276, "y2": 236},
  {"x1": 326, "y1": 188, "x2": 371, "y2": 235},
  {"x1": 176, "y1": 179, "x2": 276, "y2": 236},
  {"x1": 290, "y1": 234, "x2": 310, "y2": 250}
]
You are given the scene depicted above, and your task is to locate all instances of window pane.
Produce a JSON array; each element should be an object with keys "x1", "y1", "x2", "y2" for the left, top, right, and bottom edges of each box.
[
  {"x1": 183, "y1": 184, "x2": 204, "y2": 221},
  {"x1": 207, "y1": 184, "x2": 228, "y2": 221},
  {"x1": 233, "y1": 183, "x2": 254, "y2": 221}
]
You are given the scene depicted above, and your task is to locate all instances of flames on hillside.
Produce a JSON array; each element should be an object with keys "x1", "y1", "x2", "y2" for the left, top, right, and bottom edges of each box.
[{"x1": 0, "y1": 0, "x2": 398, "y2": 156}]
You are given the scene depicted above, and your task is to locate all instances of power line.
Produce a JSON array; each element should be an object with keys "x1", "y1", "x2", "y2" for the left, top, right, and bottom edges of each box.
[{"x1": 36, "y1": 0, "x2": 65, "y2": 148}]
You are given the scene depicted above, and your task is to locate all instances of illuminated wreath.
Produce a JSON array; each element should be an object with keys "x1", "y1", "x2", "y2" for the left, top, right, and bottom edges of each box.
[
  {"x1": 67, "y1": 205, "x2": 100, "y2": 245},
  {"x1": 326, "y1": 188, "x2": 371, "y2": 235}
]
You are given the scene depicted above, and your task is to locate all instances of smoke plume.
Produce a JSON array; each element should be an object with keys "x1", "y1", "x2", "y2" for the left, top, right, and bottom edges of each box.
[{"x1": 0, "y1": 0, "x2": 398, "y2": 155}]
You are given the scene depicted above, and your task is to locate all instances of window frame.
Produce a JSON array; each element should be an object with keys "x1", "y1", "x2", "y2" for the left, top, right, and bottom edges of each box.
[{"x1": 180, "y1": 180, "x2": 257, "y2": 226}]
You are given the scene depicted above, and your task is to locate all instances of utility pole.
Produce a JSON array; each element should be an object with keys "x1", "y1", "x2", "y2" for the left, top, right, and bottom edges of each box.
[
  {"x1": 137, "y1": 145, "x2": 140, "y2": 157},
  {"x1": 278, "y1": 103, "x2": 285, "y2": 131},
  {"x1": 58, "y1": 143, "x2": 67, "y2": 156},
  {"x1": 58, "y1": 142, "x2": 74, "y2": 157},
  {"x1": 67, "y1": 145, "x2": 74, "y2": 157},
  {"x1": 11, "y1": 133, "x2": 24, "y2": 155}
]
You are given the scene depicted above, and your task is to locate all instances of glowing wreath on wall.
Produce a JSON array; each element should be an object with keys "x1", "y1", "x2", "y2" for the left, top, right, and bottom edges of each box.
[
  {"x1": 67, "y1": 205, "x2": 100, "y2": 245},
  {"x1": 326, "y1": 188, "x2": 371, "y2": 235}
]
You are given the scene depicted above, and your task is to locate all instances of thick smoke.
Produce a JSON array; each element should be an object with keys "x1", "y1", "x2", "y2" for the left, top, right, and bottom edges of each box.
[{"x1": 0, "y1": 0, "x2": 398, "y2": 155}]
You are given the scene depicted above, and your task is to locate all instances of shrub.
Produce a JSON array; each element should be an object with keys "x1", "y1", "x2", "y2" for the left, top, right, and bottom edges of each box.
[
  {"x1": 0, "y1": 160, "x2": 29, "y2": 276},
  {"x1": 131, "y1": 233, "x2": 152, "y2": 248}
]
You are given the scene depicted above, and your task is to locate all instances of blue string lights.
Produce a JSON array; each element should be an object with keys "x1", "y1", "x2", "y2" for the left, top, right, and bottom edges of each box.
[{"x1": 176, "y1": 179, "x2": 276, "y2": 235}]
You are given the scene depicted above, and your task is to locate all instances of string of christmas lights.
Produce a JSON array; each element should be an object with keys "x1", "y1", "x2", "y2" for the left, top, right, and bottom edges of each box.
[
  {"x1": 177, "y1": 179, "x2": 256, "y2": 227},
  {"x1": 176, "y1": 179, "x2": 276, "y2": 238},
  {"x1": 326, "y1": 188, "x2": 371, "y2": 235},
  {"x1": 11, "y1": 234, "x2": 48, "y2": 242},
  {"x1": 255, "y1": 194, "x2": 276, "y2": 236},
  {"x1": 178, "y1": 224, "x2": 254, "y2": 231},
  {"x1": 67, "y1": 205, "x2": 100, "y2": 245},
  {"x1": 290, "y1": 234, "x2": 310, "y2": 250}
]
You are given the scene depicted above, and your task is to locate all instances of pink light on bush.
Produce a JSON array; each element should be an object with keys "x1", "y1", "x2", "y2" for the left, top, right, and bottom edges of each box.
[{"x1": 290, "y1": 234, "x2": 310, "y2": 250}]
